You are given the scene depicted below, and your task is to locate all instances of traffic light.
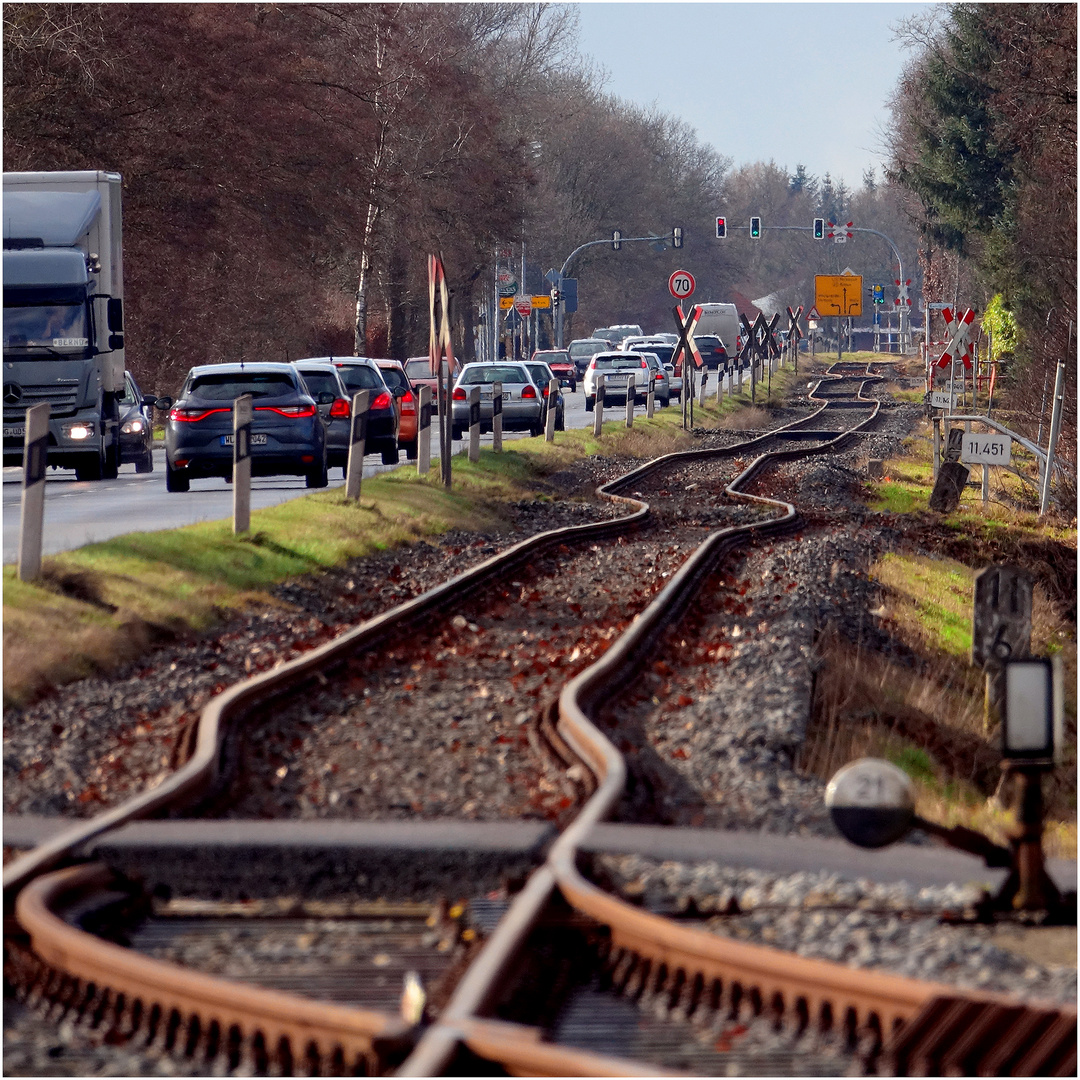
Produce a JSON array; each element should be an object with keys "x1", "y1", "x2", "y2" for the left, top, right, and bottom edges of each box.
[
  {"x1": 715, "y1": 216, "x2": 727, "y2": 238},
  {"x1": 672, "y1": 226, "x2": 683, "y2": 249},
  {"x1": 872, "y1": 284, "x2": 885, "y2": 304},
  {"x1": 813, "y1": 218, "x2": 825, "y2": 239},
  {"x1": 749, "y1": 216, "x2": 761, "y2": 238}
]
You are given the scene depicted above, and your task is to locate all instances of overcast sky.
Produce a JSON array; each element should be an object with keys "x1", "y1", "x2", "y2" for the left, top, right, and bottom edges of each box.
[{"x1": 572, "y1": 2, "x2": 935, "y2": 189}]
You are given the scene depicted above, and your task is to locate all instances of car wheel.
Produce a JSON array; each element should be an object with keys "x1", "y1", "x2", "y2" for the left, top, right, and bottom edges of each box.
[
  {"x1": 306, "y1": 456, "x2": 329, "y2": 488},
  {"x1": 570, "y1": 381, "x2": 577, "y2": 393},
  {"x1": 101, "y1": 441, "x2": 119, "y2": 481},
  {"x1": 661, "y1": 396, "x2": 671, "y2": 408},
  {"x1": 451, "y1": 425, "x2": 464, "y2": 441},
  {"x1": 165, "y1": 459, "x2": 190, "y2": 493},
  {"x1": 135, "y1": 449, "x2": 154, "y2": 474},
  {"x1": 529, "y1": 419, "x2": 544, "y2": 437},
  {"x1": 585, "y1": 396, "x2": 594, "y2": 413},
  {"x1": 402, "y1": 440, "x2": 418, "y2": 460},
  {"x1": 381, "y1": 443, "x2": 399, "y2": 465}
]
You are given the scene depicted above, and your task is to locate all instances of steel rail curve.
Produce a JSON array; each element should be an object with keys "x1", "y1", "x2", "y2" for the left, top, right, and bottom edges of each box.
[{"x1": 13, "y1": 363, "x2": 1063, "y2": 1077}]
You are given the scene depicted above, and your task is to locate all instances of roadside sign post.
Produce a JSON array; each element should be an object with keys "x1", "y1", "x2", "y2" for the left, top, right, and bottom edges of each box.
[
  {"x1": 491, "y1": 383, "x2": 503, "y2": 452},
  {"x1": 232, "y1": 394, "x2": 252, "y2": 534},
  {"x1": 17, "y1": 402, "x2": 49, "y2": 582},
  {"x1": 345, "y1": 390, "x2": 369, "y2": 500},
  {"x1": 417, "y1": 386, "x2": 432, "y2": 475}
]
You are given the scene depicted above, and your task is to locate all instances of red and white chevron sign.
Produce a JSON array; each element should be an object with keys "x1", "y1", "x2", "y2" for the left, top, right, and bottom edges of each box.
[{"x1": 936, "y1": 307, "x2": 975, "y2": 370}]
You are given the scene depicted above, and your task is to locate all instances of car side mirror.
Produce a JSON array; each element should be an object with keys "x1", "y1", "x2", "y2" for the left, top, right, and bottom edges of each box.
[
  {"x1": 392, "y1": 386, "x2": 406, "y2": 398},
  {"x1": 316, "y1": 391, "x2": 335, "y2": 405},
  {"x1": 141, "y1": 394, "x2": 158, "y2": 408},
  {"x1": 154, "y1": 396, "x2": 174, "y2": 412}
]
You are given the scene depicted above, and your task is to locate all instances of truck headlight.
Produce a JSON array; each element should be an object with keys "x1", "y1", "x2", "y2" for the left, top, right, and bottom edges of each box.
[
  {"x1": 62, "y1": 422, "x2": 95, "y2": 441},
  {"x1": 121, "y1": 418, "x2": 145, "y2": 435}
]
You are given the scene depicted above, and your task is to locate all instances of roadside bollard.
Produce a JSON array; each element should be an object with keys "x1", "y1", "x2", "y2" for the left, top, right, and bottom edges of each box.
[
  {"x1": 345, "y1": 389, "x2": 370, "y2": 499},
  {"x1": 699, "y1": 368, "x2": 708, "y2": 408},
  {"x1": 17, "y1": 402, "x2": 49, "y2": 582},
  {"x1": 232, "y1": 393, "x2": 252, "y2": 534},
  {"x1": 647, "y1": 375, "x2": 655, "y2": 418},
  {"x1": 545, "y1": 378, "x2": 558, "y2": 441},
  {"x1": 468, "y1": 385, "x2": 481, "y2": 462},
  {"x1": 417, "y1": 385, "x2": 432, "y2": 475},
  {"x1": 492, "y1": 382, "x2": 503, "y2": 451},
  {"x1": 717, "y1": 361, "x2": 725, "y2": 406},
  {"x1": 625, "y1": 379, "x2": 634, "y2": 428},
  {"x1": 593, "y1": 374, "x2": 605, "y2": 437}
]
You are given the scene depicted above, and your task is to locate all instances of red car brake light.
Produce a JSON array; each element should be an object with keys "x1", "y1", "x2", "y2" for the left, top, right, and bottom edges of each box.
[
  {"x1": 370, "y1": 391, "x2": 392, "y2": 411},
  {"x1": 169, "y1": 406, "x2": 231, "y2": 422},
  {"x1": 256, "y1": 404, "x2": 316, "y2": 418},
  {"x1": 400, "y1": 390, "x2": 415, "y2": 413},
  {"x1": 521, "y1": 385, "x2": 537, "y2": 399},
  {"x1": 329, "y1": 398, "x2": 351, "y2": 419},
  {"x1": 452, "y1": 387, "x2": 467, "y2": 401}
]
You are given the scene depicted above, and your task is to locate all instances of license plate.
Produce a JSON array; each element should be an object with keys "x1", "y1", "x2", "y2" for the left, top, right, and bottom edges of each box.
[
  {"x1": 4, "y1": 426, "x2": 26, "y2": 439},
  {"x1": 221, "y1": 433, "x2": 268, "y2": 446}
]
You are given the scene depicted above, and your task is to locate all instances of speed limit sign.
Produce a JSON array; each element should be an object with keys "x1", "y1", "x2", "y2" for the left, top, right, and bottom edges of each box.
[{"x1": 668, "y1": 270, "x2": 696, "y2": 300}]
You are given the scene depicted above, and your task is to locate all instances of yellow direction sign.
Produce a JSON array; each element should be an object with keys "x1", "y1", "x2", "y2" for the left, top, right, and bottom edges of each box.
[
  {"x1": 531, "y1": 295, "x2": 551, "y2": 309},
  {"x1": 815, "y1": 274, "x2": 863, "y2": 316},
  {"x1": 499, "y1": 296, "x2": 514, "y2": 310}
]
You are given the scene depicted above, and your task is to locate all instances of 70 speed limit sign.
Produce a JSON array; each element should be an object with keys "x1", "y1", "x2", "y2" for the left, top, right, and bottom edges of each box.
[{"x1": 668, "y1": 269, "x2": 695, "y2": 299}]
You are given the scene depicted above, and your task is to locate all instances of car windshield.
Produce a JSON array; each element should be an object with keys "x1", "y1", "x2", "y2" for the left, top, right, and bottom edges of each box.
[
  {"x1": 297, "y1": 371, "x2": 340, "y2": 397},
  {"x1": 335, "y1": 364, "x2": 385, "y2": 391},
  {"x1": 4, "y1": 302, "x2": 88, "y2": 350},
  {"x1": 378, "y1": 366, "x2": 408, "y2": 392},
  {"x1": 536, "y1": 352, "x2": 570, "y2": 365},
  {"x1": 647, "y1": 345, "x2": 676, "y2": 363},
  {"x1": 120, "y1": 377, "x2": 140, "y2": 405},
  {"x1": 593, "y1": 357, "x2": 643, "y2": 371},
  {"x1": 189, "y1": 373, "x2": 297, "y2": 399},
  {"x1": 569, "y1": 341, "x2": 606, "y2": 358},
  {"x1": 458, "y1": 365, "x2": 527, "y2": 386},
  {"x1": 405, "y1": 359, "x2": 431, "y2": 379},
  {"x1": 525, "y1": 365, "x2": 552, "y2": 385}
]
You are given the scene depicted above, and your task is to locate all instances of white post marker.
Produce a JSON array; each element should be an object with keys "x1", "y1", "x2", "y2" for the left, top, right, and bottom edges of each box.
[
  {"x1": 417, "y1": 385, "x2": 432, "y2": 475},
  {"x1": 593, "y1": 374, "x2": 605, "y2": 437},
  {"x1": 698, "y1": 368, "x2": 708, "y2": 408},
  {"x1": 345, "y1": 390, "x2": 370, "y2": 499},
  {"x1": 491, "y1": 382, "x2": 503, "y2": 452},
  {"x1": 468, "y1": 385, "x2": 481, "y2": 462},
  {"x1": 17, "y1": 402, "x2": 50, "y2": 582},
  {"x1": 232, "y1": 394, "x2": 253, "y2": 535},
  {"x1": 545, "y1": 378, "x2": 558, "y2": 441},
  {"x1": 961, "y1": 431, "x2": 1012, "y2": 468},
  {"x1": 647, "y1": 375, "x2": 655, "y2": 418},
  {"x1": 625, "y1": 379, "x2": 634, "y2": 428}
]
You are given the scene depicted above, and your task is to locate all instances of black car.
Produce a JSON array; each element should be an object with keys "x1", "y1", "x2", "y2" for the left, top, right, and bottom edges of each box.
[
  {"x1": 118, "y1": 370, "x2": 155, "y2": 473},
  {"x1": 692, "y1": 335, "x2": 730, "y2": 370},
  {"x1": 293, "y1": 361, "x2": 353, "y2": 476},
  {"x1": 325, "y1": 358, "x2": 401, "y2": 465},
  {"x1": 164, "y1": 363, "x2": 327, "y2": 492}
]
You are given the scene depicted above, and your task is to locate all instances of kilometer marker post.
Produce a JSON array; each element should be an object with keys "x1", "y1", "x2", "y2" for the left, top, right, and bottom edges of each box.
[
  {"x1": 232, "y1": 394, "x2": 252, "y2": 535},
  {"x1": 345, "y1": 390, "x2": 370, "y2": 500}
]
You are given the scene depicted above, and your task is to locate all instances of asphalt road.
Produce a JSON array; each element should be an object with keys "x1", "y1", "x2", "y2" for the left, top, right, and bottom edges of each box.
[{"x1": 4, "y1": 381, "x2": 717, "y2": 562}]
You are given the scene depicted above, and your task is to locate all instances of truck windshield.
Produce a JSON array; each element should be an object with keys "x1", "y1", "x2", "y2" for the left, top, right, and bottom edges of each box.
[{"x1": 3, "y1": 302, "x2": 89, "y2": 350}]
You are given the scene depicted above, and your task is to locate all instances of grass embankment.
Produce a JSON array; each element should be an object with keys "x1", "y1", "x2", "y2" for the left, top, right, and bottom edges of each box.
[
  {"x1": 7, "y1": 384, "x2": 779, "y2": 707},
  {"x1": 800, "y1": 365, "x2": 1077, "y2": 856}
]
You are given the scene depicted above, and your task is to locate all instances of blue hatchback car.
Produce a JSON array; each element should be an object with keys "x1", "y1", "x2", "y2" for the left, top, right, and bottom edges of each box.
[{"x1": 164, "y1": 363, "x2": 327, "y2": 492}]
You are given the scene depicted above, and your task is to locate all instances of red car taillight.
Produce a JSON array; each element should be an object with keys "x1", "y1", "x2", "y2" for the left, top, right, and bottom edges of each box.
[
  {"x1": 452, "y1": 387, "x2": 467, "y2": 401},
  {"x1": 370, "y1": 391, "x2": 392, "y2": 410},
  {"x1": 329, "y1": 398, "x2": 351, "y2": 419},
  {"x1": 401, "y1": 390, "x2": 415, "y2": 413},
  {"x1": 256, "y1": 404, "x2": 316, "y2": 418},
  {"x1": 169, "y1": 406, "x2": 230, "y2": 422},
  {"x1": 521, "y1": 385, "x2": 537, "y2": 399},
  {"x1": 640, "y1": 359, "x2": 647, "y2": 368}
]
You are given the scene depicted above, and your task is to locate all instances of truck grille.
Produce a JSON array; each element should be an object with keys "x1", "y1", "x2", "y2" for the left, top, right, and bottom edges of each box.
[{"x1": 3, "y1": 382, "x2": 79, "y2": 419}]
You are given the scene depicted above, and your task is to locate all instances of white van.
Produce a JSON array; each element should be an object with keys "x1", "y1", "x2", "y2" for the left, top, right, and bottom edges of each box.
[{"x1": 693, "y1": 303, "x2": 741, "y2": 359}]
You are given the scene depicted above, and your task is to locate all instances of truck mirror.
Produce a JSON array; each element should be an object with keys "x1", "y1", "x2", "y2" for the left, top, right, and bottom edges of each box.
[{"x1": 108, "y1": 297, "x2": 124, "y2": 332}]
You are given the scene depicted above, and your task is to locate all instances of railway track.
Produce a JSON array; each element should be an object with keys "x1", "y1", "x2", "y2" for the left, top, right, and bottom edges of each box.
[{"x1": 5, "y1": 361, "x2": 1075, "y2": 1076}]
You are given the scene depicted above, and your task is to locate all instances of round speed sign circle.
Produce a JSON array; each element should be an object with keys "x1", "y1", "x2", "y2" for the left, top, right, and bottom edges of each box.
[{"x1": 668, "y1": 270, "x2": 696, "y2": 300}]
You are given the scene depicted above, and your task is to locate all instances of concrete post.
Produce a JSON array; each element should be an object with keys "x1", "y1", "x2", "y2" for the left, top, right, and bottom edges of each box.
[
  {"x1": 468, "y1": 385, "x2": 481, "y2": 462},
  {"x1": 593, "y1": 374, "x2": 605, "y2": 437},
  {"x1": 417, "y1": 386, "x2": 432, "y2": 475},
  {"x1": 17, "y1": 403, "x2": 50, "y2": 582},
  {"x1": 646, "y1": 376, "x2": 655, "y2": 418},
  {"x1": 232, "y1": 394, "x2": 252, "y2": 535},
  {"x1": 345, "y1": 390, "x2": 370, "y2": 499},
  {"x1": 492, "y1": 382, "x2": 503, "y2": 452},
  {"x1": 545, "y1": 378, "x2": 558, "y2": 441},
  {"x1": 625, "y1": 381, "x2": 634, "y2": 428}
]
